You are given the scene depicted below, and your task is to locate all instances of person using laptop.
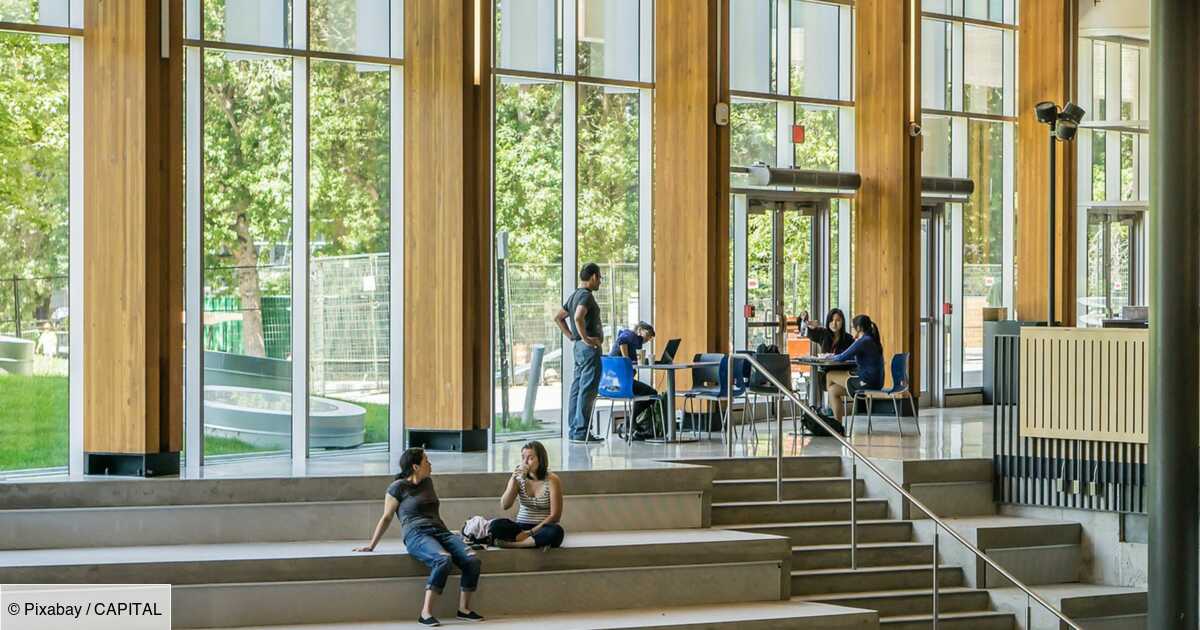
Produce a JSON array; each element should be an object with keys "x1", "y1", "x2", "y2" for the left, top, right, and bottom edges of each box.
[
  {"x1": 554, "y1": 263, "x2": 606, "y2": 443},
  {"x1": 610, "y1": 321, "x2": 659, "y2": 439}
]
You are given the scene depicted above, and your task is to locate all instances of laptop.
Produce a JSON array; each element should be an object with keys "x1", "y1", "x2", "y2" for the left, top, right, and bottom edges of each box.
[{"x1": 656, "y1": 338, "x2": 682, "y2": 365}]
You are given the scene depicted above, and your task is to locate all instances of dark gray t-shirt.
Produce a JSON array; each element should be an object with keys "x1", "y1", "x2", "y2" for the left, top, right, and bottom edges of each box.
[
  {"x1": 563, "y1": 287, "x2": 603, "y2": 340},
  {"x1": 387, "y1": 477, "x2": 447, "y2": 535}
]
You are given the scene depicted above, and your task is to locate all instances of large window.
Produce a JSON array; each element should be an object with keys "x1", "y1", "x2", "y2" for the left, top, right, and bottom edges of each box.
[
  {"x1": 921, "y1": 0, "x2": 1016, "y2": 389},
  {"x1": 492, "y1": 0, "x2": 653, "y2": 440},
  {"x1": 0, "y1": 4, "x2": 81, "y2": 474},
  {"x1": 729, "y1": 0, "x2": 855, "y2": 316},
  {"x1": 1076, "y1": 37, "x2": 1148, "y2": 325},
  {"x1": 185, "y1": 0, "x2": 402, "y2": 467}
]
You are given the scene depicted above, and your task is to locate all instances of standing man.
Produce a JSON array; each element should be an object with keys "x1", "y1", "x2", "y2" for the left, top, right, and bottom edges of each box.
[{"x1": 554, "y1": 263, "x2": 605, "y2": 443}]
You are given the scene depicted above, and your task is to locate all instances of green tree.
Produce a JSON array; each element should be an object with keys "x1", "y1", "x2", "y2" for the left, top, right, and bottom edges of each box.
[{"x1": 0, "y1": 31, "x2": 69, "y2": 335}]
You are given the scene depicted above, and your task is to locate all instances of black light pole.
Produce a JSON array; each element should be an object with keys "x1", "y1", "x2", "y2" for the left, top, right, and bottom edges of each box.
[{"x1": 1034, "y1": 101, "x2": 1084, "y2": 326}]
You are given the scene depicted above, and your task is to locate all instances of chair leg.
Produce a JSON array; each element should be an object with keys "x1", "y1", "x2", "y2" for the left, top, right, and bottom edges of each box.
[
  {"x1": 866, "y1": 396, "x2": 874, "y2": 435},
  {"x1": 908, "y1": 392, "x2": 921, "y2": 435},
  {"x1": 847, "y1": 395, "x2": 857, "y2": 437},
  {"x1": 894, "y1": 397, "x2": 904, "y2": 437}
]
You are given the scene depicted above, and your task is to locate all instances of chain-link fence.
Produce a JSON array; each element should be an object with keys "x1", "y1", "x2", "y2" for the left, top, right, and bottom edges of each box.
[
  {"x1": 495, "y1": 261, "x2": 639, "y2": 387},
  {"x1": 203, "y1": 256, "x2": 389, "y2": 398},
  {"x1": 310, "y1": 254, "x2": 389, "y2": 396},
  {"x1": 0, "y1": 275, "x2": 69, "y2": 376}
]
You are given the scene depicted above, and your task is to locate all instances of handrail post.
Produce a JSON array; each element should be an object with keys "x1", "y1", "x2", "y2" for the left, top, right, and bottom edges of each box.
[
  {"x1": 776, "y1": 396, "x2": 783, "y2": 503},
  {"x1": 933, "y1": 526, "x2": 940, "y2": 629},
  {"x1": 850, "y1": 457, "x2": 857, "y2": 570},
  {"x1": 726, "y1": 347, "x2": 734, "y2": 457},
  {"x1": 1026, "y1": 592, "x2": 1032, "y2": 630}
]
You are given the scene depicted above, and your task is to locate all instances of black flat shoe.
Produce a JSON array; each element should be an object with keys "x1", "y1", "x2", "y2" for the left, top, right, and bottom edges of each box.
[
  {"x1": 417, "y1": 615, "x2": 440, "y2": 626},
  {"x1": 457, "y1": 610, "x2": 485, "y2": 622}
]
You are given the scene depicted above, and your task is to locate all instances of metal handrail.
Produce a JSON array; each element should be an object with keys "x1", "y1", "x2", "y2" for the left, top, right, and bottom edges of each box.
[{"x1": 738, "y1": 352, "x2": 1082, "y2": 630}]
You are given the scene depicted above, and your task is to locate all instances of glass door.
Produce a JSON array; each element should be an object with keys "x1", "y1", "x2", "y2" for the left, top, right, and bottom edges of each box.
[
  {"x1": 733, "y1": 195, "x2": 824, "y2": 351},
  {"x1": 920, "y1": 205, "x2": 947, "y2": 406},
  {"x1": 1083, "y1": 209, "x2": 1141, "y2": 326}
]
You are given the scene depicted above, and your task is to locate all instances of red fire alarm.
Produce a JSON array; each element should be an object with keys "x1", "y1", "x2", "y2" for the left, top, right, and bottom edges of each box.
[
  {"x1": 942, "y1": 302, "x2": 954, "y2": 316},
  {"x1": 744, "y1": 304, "x2": 756, "y2": 318},
  {"x1": 792, "y1": 124, "x2": 806, "y2": 144}
]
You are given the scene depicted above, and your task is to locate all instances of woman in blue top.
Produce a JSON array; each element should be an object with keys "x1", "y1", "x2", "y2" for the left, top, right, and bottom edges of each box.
[
  {"x1": 609, "y1": 321, "x2": 658, "y2": 439},
  {"x1": 825, "y1": 314, "x2": 885, "y2": 424}
]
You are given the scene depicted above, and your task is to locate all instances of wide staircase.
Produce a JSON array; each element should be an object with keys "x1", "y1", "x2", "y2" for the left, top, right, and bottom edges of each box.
[
  {"x1": 695, "y1": 456, "x2": 1146, "y2": 630},
  {"x1": 0, "y1": 465, "x2": 876, "y2": 629}
]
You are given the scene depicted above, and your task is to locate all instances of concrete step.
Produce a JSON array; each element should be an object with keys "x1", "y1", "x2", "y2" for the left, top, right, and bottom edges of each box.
[
  {"x1": 713, "y1": 477, "x2": 866, "y2": 502},
  {"x1": 792, "y1": 565, "x2": 964, "y2": 596},
  {"x1": 1074, "y1": 613, "x2": 1146, "y2": 630},
  {"x1": 0, "y1": 491, "x2": 704, "y2": 550},
  {"x1": 0, "y1": 466, "x2": 715, "y2": 509},
  {"x1": 207, "y1": 600, "x2": 881, "y2": 629},
  {"x1": 880, "y1": 610, "x2": 1014, "y2": 629},
  {"x1": 798, "y1": 587, "x2": 992, "y2": 618},
  {"x1": 792, "y1": 542, "x2": 935, "y2": 571},
  {"x1": 712, "y1": 498, "x2": 890, "y2": 526},
  {"x1": 915, "y1": 517, "x2": 1082, "y2": 588},
  {"x1": 0, "y1": 529, "x2": 789, "y2": 586},
  {"x1": 906, "y1": 481, "x2": 995, "y2": 518},
  {"x1": 719, "y1": 519, "x2": 915, "y2": 546},
  {"x1": 988, "y1": 584, "x2": 1146, "y2": 630},
  {"x1": 671, "y1": 456, "x2": 844, "y2": 480},
  {"x1": 173, "y1": 560, "x2": 790, "y2": 628}
]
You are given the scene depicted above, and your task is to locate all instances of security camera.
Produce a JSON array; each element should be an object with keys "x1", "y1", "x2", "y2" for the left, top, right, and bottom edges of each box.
[{"x1": 908, "y1": 122, "x2": 922, "y2": 138}]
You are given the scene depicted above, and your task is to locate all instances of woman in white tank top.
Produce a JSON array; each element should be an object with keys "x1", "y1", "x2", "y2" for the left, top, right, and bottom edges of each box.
[{"x1": 495, "y1": 441, "x2": 565, "y2": 548}]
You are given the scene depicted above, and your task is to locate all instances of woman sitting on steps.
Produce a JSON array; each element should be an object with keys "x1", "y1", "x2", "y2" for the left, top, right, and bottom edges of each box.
[{"x1": 492, "y1": 440, "x2": 565, "y2": 549}]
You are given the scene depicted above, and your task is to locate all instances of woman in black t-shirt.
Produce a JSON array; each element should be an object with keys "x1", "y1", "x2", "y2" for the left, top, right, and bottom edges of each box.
[
  {"x1": 354, "y1": 448, "x2": 483, "y2": 627},
  {"x1": 798, "y1": 308, "x2": 853, "y2": 355}
]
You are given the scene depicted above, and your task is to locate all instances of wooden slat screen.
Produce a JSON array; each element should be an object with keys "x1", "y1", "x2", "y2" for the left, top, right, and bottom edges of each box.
[{"x1": 1019, "y1": 328, "x2": 1148, "y2": 444}]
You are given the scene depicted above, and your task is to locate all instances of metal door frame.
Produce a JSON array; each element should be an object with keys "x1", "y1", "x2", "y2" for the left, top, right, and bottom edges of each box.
[
  {"x1": 733, "y1": 191, "x2": 829, "y2": 350},
  {"x1": 920, "y1": 203, "x2": 947, "y2": 408}
]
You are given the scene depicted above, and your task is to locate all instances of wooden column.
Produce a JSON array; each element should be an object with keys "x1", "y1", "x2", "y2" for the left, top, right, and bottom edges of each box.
[
  {"x1": 853, "y1": 0, "x2": 922, "y2": 389},
  {"x1": 403, "y1": 0, "x2": 491, "y2": 451},
  {"x1": 653, "y1": 0, "x2": 729, "y2": 378},
  {"x1": 83, "y1": 0, "x2": 183, "y2": 475},
  {"x1": 1016, "y1": 0, "x2": 1077, "y2": 324}
]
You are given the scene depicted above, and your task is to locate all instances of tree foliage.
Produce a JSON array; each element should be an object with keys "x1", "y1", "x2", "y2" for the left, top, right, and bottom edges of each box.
[{"x1": 0, "y1": 30, "x2": 69, "y2": 332}]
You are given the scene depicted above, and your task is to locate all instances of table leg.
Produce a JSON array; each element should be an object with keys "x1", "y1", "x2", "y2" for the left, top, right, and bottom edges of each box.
[
  {"x1": 665, "y1": 370, "x2": 676, "y2": 441},
  {"x1": 648, "y1": 369, "x2": 697, "y2": 444}
]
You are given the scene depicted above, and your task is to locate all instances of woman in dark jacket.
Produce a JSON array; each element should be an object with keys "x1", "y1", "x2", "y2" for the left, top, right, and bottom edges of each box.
[
  {"x1": 825, "y1": 314, "x2": 886, "y2": 424},
  {"x1": 354, "y1": 448, "x2": 484, "y2": 627},
  {"x1": 799, "y1": 308, "x2": 853, "y2": 355}
]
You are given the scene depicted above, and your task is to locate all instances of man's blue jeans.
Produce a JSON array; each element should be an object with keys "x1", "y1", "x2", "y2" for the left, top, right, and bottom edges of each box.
[
  {"x1": 567, "y1": 340, "x2": 601, "y2": 439},
  {"x1": 403, "y1": 526, "x2": 481, "y2": 594}
]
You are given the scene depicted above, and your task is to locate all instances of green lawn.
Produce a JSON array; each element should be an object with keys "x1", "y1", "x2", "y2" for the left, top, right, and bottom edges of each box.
[
  {"x1": 0, "y1": 376, "x2": 555, "y2": 468},
  {"x1": 0, "y1": 373, "x2": 69, "y2": 471}
]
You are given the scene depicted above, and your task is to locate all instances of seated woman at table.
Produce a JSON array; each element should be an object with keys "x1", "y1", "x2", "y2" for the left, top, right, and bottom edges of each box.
[
  {"x1": 610, "y1": 321, "x2": 659, "y2": 439},
  {"x1": 825, "y1": 314, "x2": 886, "y2": 424},
  {"x1": 798, "y1": 308, "x2": 853, "y2": 355}
]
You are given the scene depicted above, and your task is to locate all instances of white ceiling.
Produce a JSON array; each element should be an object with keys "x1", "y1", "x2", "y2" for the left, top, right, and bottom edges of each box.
[{"x1": 1079, "y1": 0, "x2": 1150, "y2": 41}]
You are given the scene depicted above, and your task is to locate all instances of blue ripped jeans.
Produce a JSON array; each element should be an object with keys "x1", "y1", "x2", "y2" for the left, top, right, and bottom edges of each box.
[{"x1": 403, "y1": 526, "x2": 481, "y2": 594}]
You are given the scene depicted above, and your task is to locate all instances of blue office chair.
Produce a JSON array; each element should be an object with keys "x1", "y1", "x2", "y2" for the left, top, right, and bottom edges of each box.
[
  {"x1": 680, "y1": 354, "x2": 749, "y2": 442},
  {"x1": 594, "y1": 356, "x2": 661, "y2": 443},
  {"x1": 849, "y1": 352, "x2": 920, "y2": 437}
]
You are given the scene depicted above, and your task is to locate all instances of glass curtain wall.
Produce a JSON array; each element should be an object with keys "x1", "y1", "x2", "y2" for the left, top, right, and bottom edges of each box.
[
  {"x1": 0, "y1": 1, "x2": 81, "y2": 474},
  {"x1": 492, "y1": 0, "x2": 654, "y2": 440},
  {"x1": 920, "y1": 0, "x2": 1016, "y2": 389},
  {"x1": 729, "y1": 0, "x2": 856, "y2": 319},
  {"x1": 1076, "y1": 37, "x2": 1148, "y2": 326},
  {"x1": 185, "y1": 0, "x2": 402, "y2": 468}
]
